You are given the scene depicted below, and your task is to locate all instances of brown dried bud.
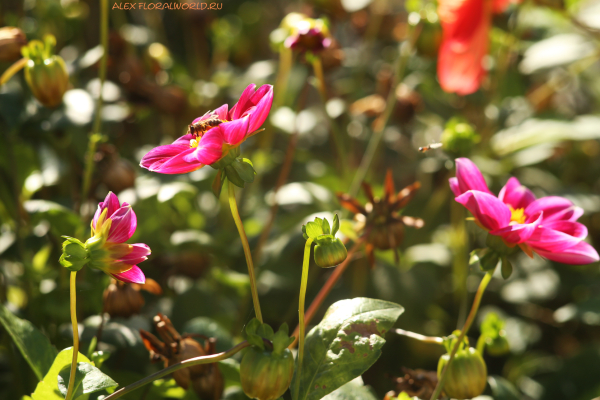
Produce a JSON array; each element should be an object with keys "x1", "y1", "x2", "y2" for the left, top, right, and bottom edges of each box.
[
  {"x1": 141, "y1": 314, "x2": 224, "y2": 400},
  {"x1": 0, "y1": 27, "x2": 27, "y2": 62},
  {"x1": 350, "y1": 94, "x2": 386, "y2": 118},
  {"x1": 103, "y1": 279, "x2": 161, "y2": 318}
]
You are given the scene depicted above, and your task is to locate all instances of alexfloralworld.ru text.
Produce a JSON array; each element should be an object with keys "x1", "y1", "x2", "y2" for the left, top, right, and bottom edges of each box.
[{"x1": 112, "y1": 2, "x2": 222, "y2": 10}]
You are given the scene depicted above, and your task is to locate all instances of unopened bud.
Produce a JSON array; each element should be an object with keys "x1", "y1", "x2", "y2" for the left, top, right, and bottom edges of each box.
[
  {"x1": 441, "y1": 118, "x2": 480, "y2": 157},
  {"x1": 314, "y1": 237, "x2": 348, "y2": 268},
  {"x1": 0, "y1": 27, "x2": 27, "y2": 62},
  {"x1": 21, "y1": 35, "x2": 69, "y2": 108},
  {"x1": 59, "y1": 237, "x2": 88, "y2": 272},
  {"x1": 437, "y1": 347, "x2": 487, "y2": 399}
]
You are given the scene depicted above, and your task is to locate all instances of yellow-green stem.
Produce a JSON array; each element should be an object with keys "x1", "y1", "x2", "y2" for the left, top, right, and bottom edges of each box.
[
  {"x1": 65, "y1": 271, "x2": 79, "y2": 400},
  {"x1": 228, "y1": 180, "x2": 263, "y2": 322},
  {"x1": 274, "y1": 46, "x2": 293, "y2": 109},
  {"x1": 429, "y1": 271, "x2": 493, "y2": 400},
  {"x1": 310, "y1": 57, "x2": 347, "y2": 174},
  {"x1": 394, "y1": 329, "x2": 444, "y2": 345},
  {"x1": 0, "y1": 57, "x2": 26, "y2": 86},
  {"x1": 103, "y1": 341, "x2": 252, "y2": 399},
  {"x1": 80, "y1": 0, "x2": 108, "y2": 212},
  {"x1": 293, "y1": 238, "x2": 313, "y2": 400}
]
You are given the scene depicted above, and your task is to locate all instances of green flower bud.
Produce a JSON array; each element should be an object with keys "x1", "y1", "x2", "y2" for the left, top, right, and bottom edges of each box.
[
  {"x1": 485, "y1": 335, "x2": 510, "y2": 357},
  {"x1": 59, "y1": 237, "x2": 89, "y2": 272},
  {"x1": 480, "y1": 312, "x2": 510, "y2": 357},
  {"x1": 21, "y1": 35, "x2": 69, "y2": 108},
  {"x1": 314, "y1": 237, "x2": 347, "y2": 268},
  {"x1": 441, "y1": 118, "x2": 480, "y2": 157},
  {"x1": 437, "y1": 347, "x2": 487, "y2": 399},
  {"x1": 240, "y1": 346, "x2": 294, "y2": 400}
]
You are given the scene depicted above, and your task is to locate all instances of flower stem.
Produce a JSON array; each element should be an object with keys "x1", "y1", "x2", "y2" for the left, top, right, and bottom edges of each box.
[
  {"x1": 429, "y1": 271, "x2": 493, "y2": 400},
  {"x1": 65, "y1": 271, "x2": 79, "y2": 400},
  {"x1": 394, "y1": 329, "x2": 444, "y2": 345},
  {"x1": 293, "y1": 238, "x2": 313, "y2": 400},
  {"x1": 310, "y1": 57, "x2": 347, "y2": 175},
  {"x1": 228, "y1": 180, "x2": 263, "y2": 322},
  {"x1": 290, "y1": 238, "x2": 362, "y2": 348},
  {"x1": 80, "y1": 0, "x2": 108, "y2": 212},
  {"x1": 348, "y1": 22, "x2": 422, "y2": 198},
  {"x1": 0, "y1": 57, "x2": 27, "y2": 86},
  {"x1": 103, "y1": 341, "x2": 252, "y2": 399}
]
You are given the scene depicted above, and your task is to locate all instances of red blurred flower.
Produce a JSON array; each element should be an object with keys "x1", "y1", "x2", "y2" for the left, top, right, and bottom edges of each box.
[{"x1": 437, "y1": 0, "x2": 514, "y2": 95}]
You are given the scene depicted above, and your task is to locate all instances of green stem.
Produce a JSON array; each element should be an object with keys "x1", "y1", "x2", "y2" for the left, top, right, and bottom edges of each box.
[
  {"x1": 228, "y1": 180, "x2": 263, "y2": 322},
  {"x1": 394, "y1": 329, "x2": 444, "y2": 345},
  {"x1": 310, "y1": 57, "x2": 347, "y2": 174},
  {"x1": 80, "y1": 0, "x2": 108, "y2": 211},
  {"x1": 65, "y1": 271, "x2": 79, "y2": 400},
  {"x1": 429, "y1": 271, "x2": 493, "y2": 400},
  {"x1": 348, "y1": 22, "x2": 422, "y2": 198},
  {"x1": 103, "y1": 341, "x2": 251, "y2": 399},
  {"x1": 274, "y1": 46, "x2": 293, "y2": 109},
  {"x1": 293, "y1": 238, "x2": 313, "y2": 400},
  {"x1": 0, "y1": 57, "x2": 26, "y2": 86}
]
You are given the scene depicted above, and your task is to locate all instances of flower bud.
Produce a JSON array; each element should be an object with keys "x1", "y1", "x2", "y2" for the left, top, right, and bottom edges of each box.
[
  {"x1": 59, "y1": 237, "x2": 89, "y2": 272},
  {"x1": 0, "y1": 27, "x2": 27, "y2": 62},
  {"x1": 437, "y1": 347, "x2": 487, "y2": 399},
  {"x1": 314, "y1": 237, "x2": 348, "y2": 268},
  {"x1": 21, "y1": 35, "x2": 69, "y2": 108},
  {"x1": 240, "y1": 346, "x2": 295, "y2": 400},
  {"x1": 441, "y1": 118, "x2": 480, "y2": 157}
]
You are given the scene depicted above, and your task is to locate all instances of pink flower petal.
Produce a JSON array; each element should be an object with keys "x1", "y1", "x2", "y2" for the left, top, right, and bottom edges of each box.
[
  {"x1": 542, "y1": 205, "x2": 584, "y2": 223},
  {"x1": 93, "y1": 192, "x2": 120, "y2": 230},
  {"x1": 118, "y1": 243, "x2": 151, "y2": 265},
  {"x1": 527, "y1": 226, "x2": 584, "y2": 253},
  {"x1": 213, "y1": 104, "x2": 229, "y2": 121},
  {"x1": 490, "y1": 212, "x2": 543, "y2": 244},
  {"x1": 107, "y1": 205, "x2": 137, "y2": 243},
  {"x1": 542, "y1": 220, "x2": 588, "y2": 239},
  {"x1": 231, "y1": 84, "x2": 257, "y2": 120},
  {"x1": 498, "y1": 177, "x2": 536, "y2": 210},
  {"x1": 449, "y1": 177, "x2": 461, "y2": 197},
  {"x1": 247, "y1": 85, "x2": 273, "y2": 133},
  {"x1": 172, "y1": 134, "x2": 195, "y2": 146},
  {"x1": 534, "y1": 241, "x2": 599, "y2": 265},
  {"x1": 184, "y1": 128, "x2": 225, "y2": 165},
  {"x1": 154, "y1": 147, "x2": 203, "y2": 174},
  {"x1": 455, "y1": 158, "x2": 493, "y2": 195},
  {"x1": 140, "y1": 143, "x2": 190, "y2": 171},
  {"x1": 525, "y1": 196, "x2": 574, "y2": 223},
  {"x1": 455, "y1": 190, "x2": 511, "y2": 231},
  {"x1": 220, "y1": 116, "x2": 249, "y2": 146},
  {"x1": 111, "y1": 265, "x2": 146, "y2": 284}
]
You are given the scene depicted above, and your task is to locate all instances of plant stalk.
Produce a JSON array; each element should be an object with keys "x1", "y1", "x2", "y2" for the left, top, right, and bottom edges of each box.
[
  {"x1": 0, "y1": 57, "x2": 27, "y2": 86},
  {"x1": 394, "y1": 329, "x2": 444, "y2": 345},
  {"x1": 65, "y1": 271, "x2": 79, "y2": 400},
  {"x1": 348, "y1": 22, "x2": 422, "y2": 198},
  {"x1": 429, "y1": 271, "x2": 493, "y2": 400},
  {"x1": 228, "y1": 180, "x2": 263, "y2": 322},
  {"x1": 103, "y1": 341, "x2": 251, "y2": 399},
  {"x1": 290, "y1": 238, "x2": 362, "y2": 348},
  {"x1": 293, "y1": 238, "x2": 313, "y2": 400},
  {"x1": 80, "y1": 0, "x2": 109, "y2": 212}
]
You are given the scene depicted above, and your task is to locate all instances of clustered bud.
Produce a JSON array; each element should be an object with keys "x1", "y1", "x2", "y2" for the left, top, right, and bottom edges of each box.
[
  {"x1": 271, "y1": 12, "x2": 332, "y2": 56},
  {"x1": 21, "y1": 35, "x2": 69, "y2": 108},
  {"x1": 302, "y1": 215, "x2": 348, "y2": 268},
  {"x1": 241, "y1": 319, "x2": 295, "y2": 400}
]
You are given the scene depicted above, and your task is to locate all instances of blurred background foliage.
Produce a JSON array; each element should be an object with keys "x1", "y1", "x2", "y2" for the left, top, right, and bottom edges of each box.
[{"x1": 1, "y1": 0, "x2": 600, "y2": 399}]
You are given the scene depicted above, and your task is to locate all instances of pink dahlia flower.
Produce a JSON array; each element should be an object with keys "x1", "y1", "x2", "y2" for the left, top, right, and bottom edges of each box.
[
  {"x1": 87, "y1": 192, "x2": 150, "y2": 283},
  {"x1": 450, "y1": 158, "x2": 599, "y2": 265},
  {"x1": 140, "y1": 84, "x2": 273, "y2": 174}
]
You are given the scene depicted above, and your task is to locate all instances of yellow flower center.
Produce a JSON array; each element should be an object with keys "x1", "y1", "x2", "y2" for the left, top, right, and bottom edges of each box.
[
  {"x1": 190, "y1": 138, "x2": 199, "y2": 148},
  {"x1": 509, "y1": 206, "x2": 526, "y2": 225}
]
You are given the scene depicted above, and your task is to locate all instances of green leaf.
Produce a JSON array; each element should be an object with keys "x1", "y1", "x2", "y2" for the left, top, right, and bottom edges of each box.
[
  {"x1": 321, "y1": 377, "x2": 378, "y2": 400},
  {"x1": 292, "y1": 298, "x2": 404, "y2": 400},
  {"x1": 332, "y1": 215, "x2": 340, "y2": 236},
  {"x1": 303, "y1": 220, "x2": 324, "y2": 239},
  {"x1": 57, "y1": 361, "x2": 118, "y2": 398},
  {"x1": 31, "y1": 348, "x2": 93, "y2": 400},
  {"x1": 321, "y1": 218, "x2": 331, "y2": 235},
  {"x1": 224, "y1": 165, "x2": 246, "y2": 188},
  {"x1": 501, "y1": 256, "x2": 513, "y2": 279},
  {"x1": 0, "y1": 302, "x2": 57, "y2": 380},
  {"x1": 232, "y1": 158, "x2": 256, "y2": 183}
]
